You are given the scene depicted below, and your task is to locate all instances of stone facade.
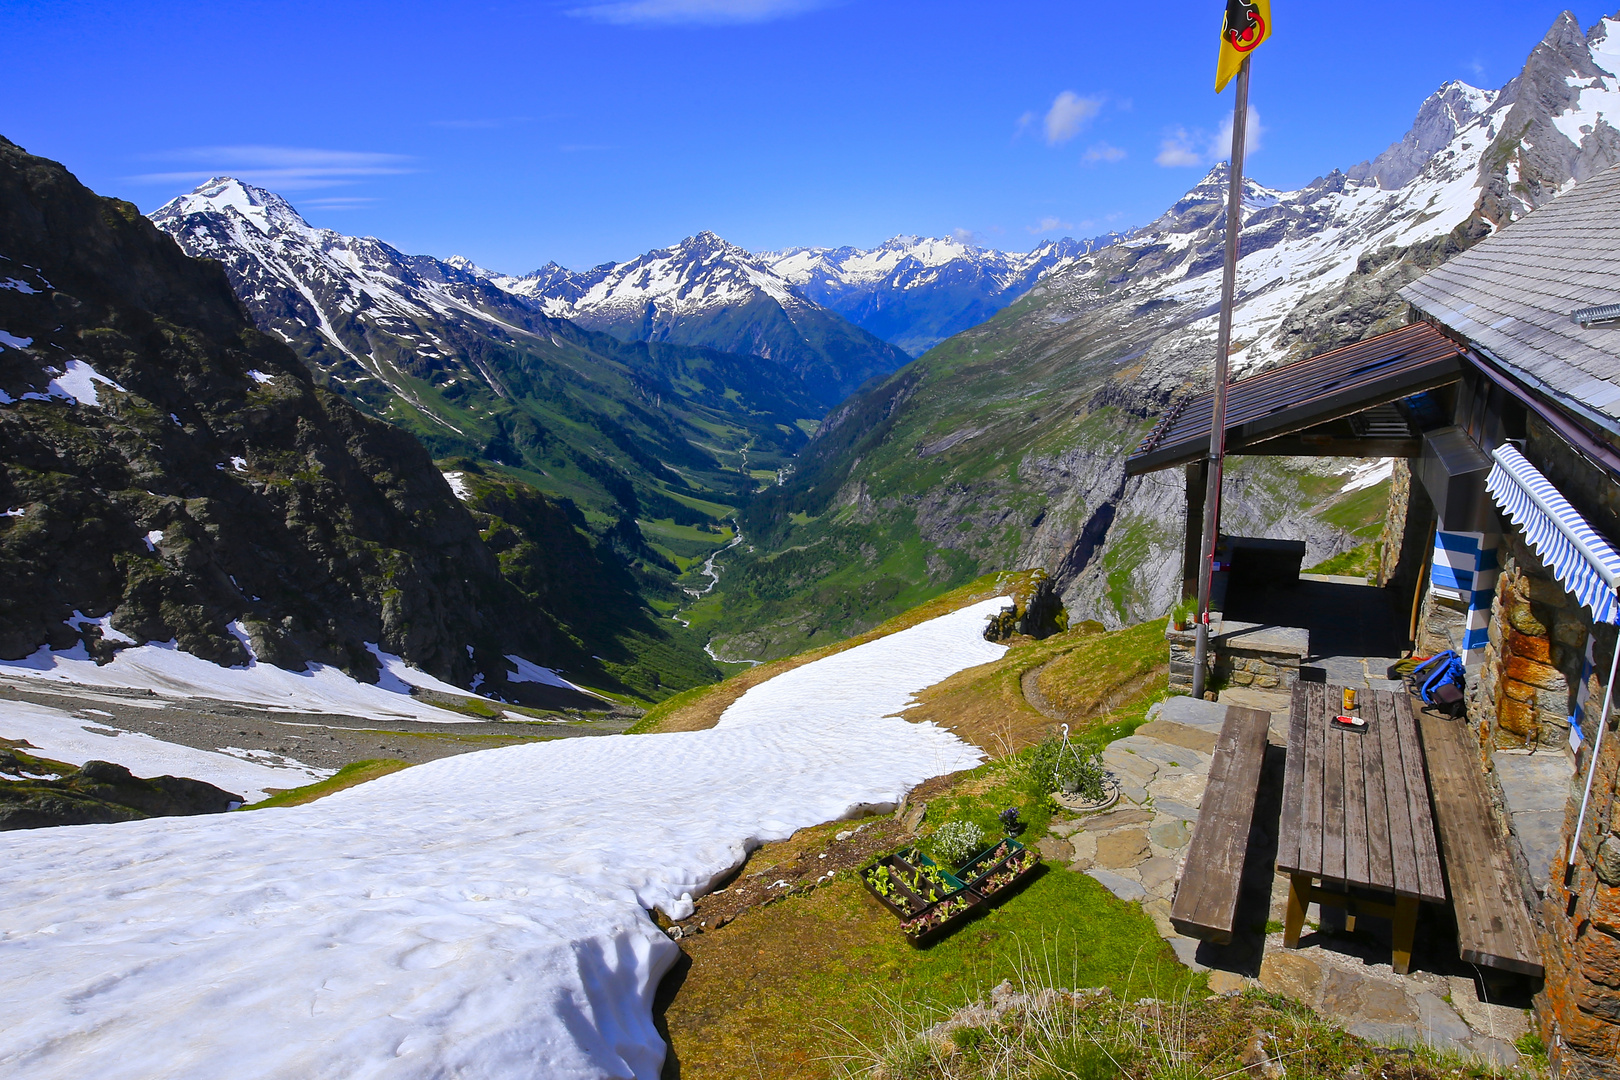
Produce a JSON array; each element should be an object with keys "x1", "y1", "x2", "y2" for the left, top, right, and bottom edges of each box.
[
  {"x1": 1475, "y1": 556, "x2": 1584, "y2": 753},
  {"x1": 1432, "y1": 415, "x2": 1620, "y2": 1078}
]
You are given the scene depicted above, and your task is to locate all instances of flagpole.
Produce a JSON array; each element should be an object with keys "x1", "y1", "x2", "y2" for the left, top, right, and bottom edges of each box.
[{"x1": 1191, "y1": 55, "x2": 1250, "y2": 700}]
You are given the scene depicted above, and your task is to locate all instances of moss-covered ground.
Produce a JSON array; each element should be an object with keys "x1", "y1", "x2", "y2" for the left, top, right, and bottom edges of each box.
[
  {"x1": 661, "y1": 750, "x2": 1191, "y2": 1080},
  {"x1": 240, "y1": 759, "x2": 412, "y2": 809}
]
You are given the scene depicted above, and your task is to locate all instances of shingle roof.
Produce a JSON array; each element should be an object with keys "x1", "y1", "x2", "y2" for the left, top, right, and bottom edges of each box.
[
  {"x1": 1401, "y1": 162, "x2": 1620, "y2": 426},
  {"x1": 1125, "y1": 322, "x2": 1461, "y2": 475}
]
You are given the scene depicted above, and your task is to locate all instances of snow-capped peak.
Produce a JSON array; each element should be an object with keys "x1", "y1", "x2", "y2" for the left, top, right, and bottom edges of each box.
[{"x1": 153, "y1": 177, "x2": 312, "y2": 239}]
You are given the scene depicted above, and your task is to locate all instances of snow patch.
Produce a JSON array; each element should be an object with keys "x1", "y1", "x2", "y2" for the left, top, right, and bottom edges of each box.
[
  {"x1": 503, "y1": 654, "x2": 590, "y2": 693},
  {"x1": 0, "y1": 638, "x2": 483, "y2": 724},
  {"x1": 143, "y1": 529, "x2": 164, "y2": 551},
  {"x1": 0, "y1": 699, "x2": 331, "y2": 801},
  {"x1": 1339, "y1": 458, "x2": 1395, "y2": 494},
  {"x1": 365, "y1": 642, "x2": 476, "y2": 699},
  {"x1": 441, "y1": 470, "x2": 472, "y2": 501},
  {"x1": 0, "y1": 330, "x2": 33, "y2": 349},
  {"x1": 247, "y1": 369, "x2": 275, "y2": 384},
  {"x1": 35, "y1": 359, "x2": 126, "y2": 406},
  {"x1": 0, "y1": 598, "x2": 1006, "y2": 1077},
  {"x1": 0, "y1": 278, "x2": 39, "y2": 294}
]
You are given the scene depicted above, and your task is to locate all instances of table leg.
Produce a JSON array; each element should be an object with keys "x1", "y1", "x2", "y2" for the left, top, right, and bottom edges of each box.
[
  {"x1": 1283, "y1": 873, "x2": 1310, "y2": 948},
  {"x1": 1391, "y1": 896, "x2": 1419, "y2": 975}
]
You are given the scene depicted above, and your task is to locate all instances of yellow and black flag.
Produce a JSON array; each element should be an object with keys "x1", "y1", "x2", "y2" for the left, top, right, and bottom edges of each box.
[{"x1": 1216, "y1": 0, "x2": 1272, "y2": 91}]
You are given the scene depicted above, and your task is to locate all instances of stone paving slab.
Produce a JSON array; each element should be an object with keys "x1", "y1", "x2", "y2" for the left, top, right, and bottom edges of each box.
[
  {"x1": 1152, "y1": 696, "x2": 1231, "y2": 731},
  {"x1": 1494, "y1": 751, "x2": 1574, "y2": 896},
  {"x1": 1134, "y1": 719, "x2": 1218, "y2": 755}
]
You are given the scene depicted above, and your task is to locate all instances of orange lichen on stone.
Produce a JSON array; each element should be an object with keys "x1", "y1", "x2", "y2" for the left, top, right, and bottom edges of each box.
[
  {"x1": 1506, "y1": 626, "x2": 1553, "y2": 663},
  {"x1": 1504, "y1": 654, "x2": 1567, "y2": 692}
]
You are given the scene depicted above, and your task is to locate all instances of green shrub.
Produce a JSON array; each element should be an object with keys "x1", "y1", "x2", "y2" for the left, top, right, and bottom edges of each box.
[
  {"x1": 1027, "y1": 734, "x2": 1106, "y2": 801},
  {"x1": 929, "y1": 819, "x2": 985, "y2": 867}
]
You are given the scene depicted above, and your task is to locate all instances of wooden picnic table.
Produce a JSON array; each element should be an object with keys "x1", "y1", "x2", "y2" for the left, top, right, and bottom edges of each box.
[{"x1": 1277, "y1": 682, "x2": 1446, "y2": 974}]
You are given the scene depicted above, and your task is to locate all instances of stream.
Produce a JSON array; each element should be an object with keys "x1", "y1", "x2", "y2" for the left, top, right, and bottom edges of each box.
[{"x1": 671, "y1": 530, "x2": 761, "y2": 666}]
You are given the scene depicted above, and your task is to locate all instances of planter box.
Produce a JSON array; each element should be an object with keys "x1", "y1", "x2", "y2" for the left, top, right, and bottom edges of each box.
[
  {"x1": 959, "y1": 838, "x2": 1041, "y2": 902},
  {"x1": 861, "y1": 840, "x2": 1042, "y2": 945},
  {"x1": 860, "y1": 848, "x2": 980, "y2": 943}
]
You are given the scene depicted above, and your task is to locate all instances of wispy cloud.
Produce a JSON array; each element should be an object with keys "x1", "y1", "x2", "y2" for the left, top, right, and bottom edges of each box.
[
  {"x1": 1083, "y1": 142, "x2": 1126, "y2": 164},
  {"x1": 430, "y1": 117, "x2": 532, "y2": 130},
  {"x1": 1025, "y1": 216, "x2": 1075, "y2": 235},
  {"x1": 570, "y1": 0, "x2": 835, "y2": 24},
  {"x1": 131, "y1": 146, "x2": 412, "y2": 191},
  {"x1": 1043, "y1": 91, "x2": 1103, "y2": 145},
  {"x1": 1155, "y1": 107, "x2": 1263, "y2": 167},
  {"x1": 299, "y1": 196, "x2": 378, "y2": 211}
]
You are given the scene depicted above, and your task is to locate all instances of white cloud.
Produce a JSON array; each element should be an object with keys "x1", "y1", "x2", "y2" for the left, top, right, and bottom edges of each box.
[
  {"x1": 1025, "y1": 216, "x2": 1075, "y2": 235},
  {"x1": 952, "y1": 227, "x2": 981, "y2": 245},
  {"x1": 1209, "y1": 105, "x2": 1264, "y2": 160},
  {"x1": 1154, "y1": 106, "x2": 1263, "y2": 168},
  {"x1": 1155, "y1": 129, "x2": 1204, "y2": 167},
  {"x1": 570, "y1": 0, "x2": 834, "y2": 24},
  {"x1": 131, "y1": 146, "x2": 412, "y2": 191},
  {"x1": 1044, "y1": 91, "x2": 1103, "y2": 145},
  {"x1": 1083, "y1": 142, "x2": 1126, "y2": 164}
]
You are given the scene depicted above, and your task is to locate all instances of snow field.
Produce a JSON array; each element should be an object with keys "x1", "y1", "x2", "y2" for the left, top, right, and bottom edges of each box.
[
  {"x1": 1, "y1": 631, "x2": 487, "y2": 724},
  {"x1": 0, "y1": 597, "x2": 1009, "y2": 1079},
  {"x1": 0, "y1": 698, "x2": 331, "y2": 801}
]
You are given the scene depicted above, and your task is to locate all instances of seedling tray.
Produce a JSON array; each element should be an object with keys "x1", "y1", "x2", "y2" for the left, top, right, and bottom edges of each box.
[
  {"x1": 860, "y1": 848, "x2": 978, "y2": 942},
  {"x1": 958, "y1": 837, "x2": 1040, "y2": 902}
]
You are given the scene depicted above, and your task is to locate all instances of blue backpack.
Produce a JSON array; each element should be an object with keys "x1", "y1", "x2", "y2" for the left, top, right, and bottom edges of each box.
[{"x1": 1408, "y1": 650, "x2": 1465, "y2": 712}]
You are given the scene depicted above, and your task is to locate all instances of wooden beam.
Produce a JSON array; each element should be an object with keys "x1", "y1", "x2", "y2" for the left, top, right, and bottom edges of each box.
[
  {"x1": 1182, "y1": 460, "x2": 1207, "y2": 601},
  {"x1": 1233, "y1": 437, "x2": 1422, "y2": 458}
]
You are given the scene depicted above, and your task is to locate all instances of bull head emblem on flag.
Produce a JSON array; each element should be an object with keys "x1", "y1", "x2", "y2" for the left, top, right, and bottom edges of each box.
[{"x1": 1223, "y1": 0, "x2": 1265, "y2": 50}]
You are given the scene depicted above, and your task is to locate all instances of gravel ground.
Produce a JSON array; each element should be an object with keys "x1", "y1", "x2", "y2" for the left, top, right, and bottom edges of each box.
[{"x1": 0, "y1": 677, "x2": 637, "y2": 775}]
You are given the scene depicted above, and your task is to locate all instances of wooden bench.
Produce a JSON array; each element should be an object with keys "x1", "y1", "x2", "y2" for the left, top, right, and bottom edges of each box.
[
  {"x1": 1416, "y1": 707, "x2": 1544, "y2": 977},
  {"x1": 1170, "y1": 705, "x2": 1271, "y2": 944}
]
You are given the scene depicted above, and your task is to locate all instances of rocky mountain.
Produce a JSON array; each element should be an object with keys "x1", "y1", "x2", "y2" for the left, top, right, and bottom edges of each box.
[
  {"x1": 764, "y1": 234, "x2": 1115, "y2": 357},
  {"x1": 149, "y1": 181, "x2": 821, "y2": 538},
  {"x1": 0, "y1": 135, "x2": 705, "y2": 701},
  {"x1": 698, "y1": 10, "x2": 1620, "y2": 659},
  {"x1": 478, "y1": 232, "x2": 911, "y2": 405}
]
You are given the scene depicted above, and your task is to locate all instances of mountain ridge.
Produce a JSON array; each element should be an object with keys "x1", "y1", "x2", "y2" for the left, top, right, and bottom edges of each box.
[
  {"x1": 693, "y1": 10, "x2": 1620, "y2": 660},
  {"x1": 467, "y1": 230, "x2": 912, "y2": 405}
]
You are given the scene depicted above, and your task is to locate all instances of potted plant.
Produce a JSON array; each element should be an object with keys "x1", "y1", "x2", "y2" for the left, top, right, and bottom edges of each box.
[{"x1": 1171, "y1": 596, "x2": 1197, "y2": 632}]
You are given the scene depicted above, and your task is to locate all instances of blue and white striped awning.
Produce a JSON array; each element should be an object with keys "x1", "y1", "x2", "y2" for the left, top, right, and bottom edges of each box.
[{"x1": 1485, "y1": 443, "x2": 1620, "y2": 625}]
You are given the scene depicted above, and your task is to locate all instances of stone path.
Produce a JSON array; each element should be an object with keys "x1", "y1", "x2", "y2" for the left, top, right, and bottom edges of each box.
[
  {"x1": 1034, "y1": 692, "x2": 1536, "y2": 1067},
  {"x1": 1493, "y1": 749, "x2": 1570, "y2": 896}
]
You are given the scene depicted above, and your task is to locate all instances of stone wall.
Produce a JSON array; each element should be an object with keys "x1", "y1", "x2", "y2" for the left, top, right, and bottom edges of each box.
[
  {"x1": 1165, "y1": 623, "x2": 1304, "y2": 695},
  {"x1": 1469, "y1": 416, "x2": 1620, "y2": 1077},
  {"x1": 1378, "y1": 457, "x2": 1436, "y2": 603},
  {"x1": 1166, "y1": 625, "x2": 1199, "y2": 695},
  {"x1": 1476, "y1": 555, "x2": 1584, "y2": 753},
  {"x1": 1213, "y1": 647, "x2": 1301, "y2": 690}
]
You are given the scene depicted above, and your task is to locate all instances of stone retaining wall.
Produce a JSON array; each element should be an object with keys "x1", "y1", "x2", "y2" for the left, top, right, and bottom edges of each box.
[{"x1": 1165, "y1": 623, "x2": 1305, "y2": 695}]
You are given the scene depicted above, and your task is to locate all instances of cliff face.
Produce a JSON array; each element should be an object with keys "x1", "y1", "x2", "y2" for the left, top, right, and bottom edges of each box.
[{"x1": 0, "y1": 136, "x2": 618, "y2": 698}]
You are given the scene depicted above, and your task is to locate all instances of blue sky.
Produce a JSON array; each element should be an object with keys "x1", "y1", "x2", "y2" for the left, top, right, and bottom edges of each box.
[{"x1": 3, "y1": 1, "x2": 1611, "y2": 271}]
